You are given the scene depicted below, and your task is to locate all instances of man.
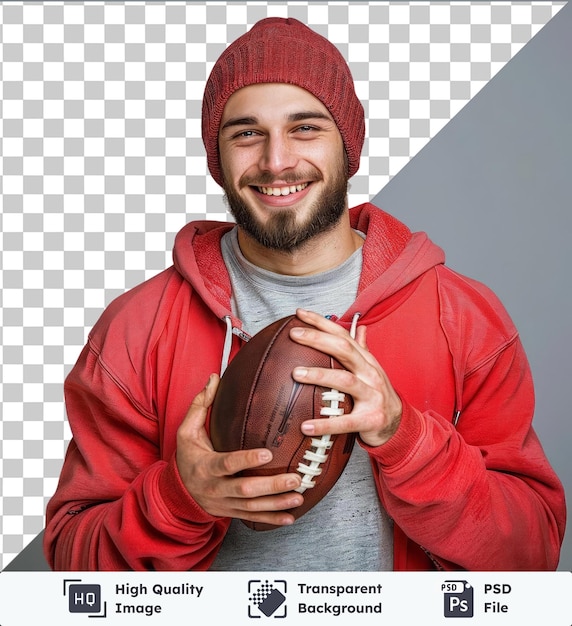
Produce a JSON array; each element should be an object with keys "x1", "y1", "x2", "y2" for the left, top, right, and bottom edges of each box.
[{"x1": 44, "y1": 17, "x2": 565, "y2": 571}]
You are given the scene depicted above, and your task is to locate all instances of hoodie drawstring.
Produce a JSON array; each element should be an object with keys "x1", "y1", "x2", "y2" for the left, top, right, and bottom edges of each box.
[
  {"x1": 220, "y1": 316, "x2": 233, "y2": 376},
  {"x1": 350, "y1": 312, "x2": 360, "y2": 340}
]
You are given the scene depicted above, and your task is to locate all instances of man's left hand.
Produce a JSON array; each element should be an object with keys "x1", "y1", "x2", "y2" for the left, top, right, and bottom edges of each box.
[{"x1": 290, "y1": 308, "x2": 403, "y2": 447}]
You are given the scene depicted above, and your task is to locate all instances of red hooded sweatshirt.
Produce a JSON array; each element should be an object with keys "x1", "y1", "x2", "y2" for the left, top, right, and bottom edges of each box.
[{"x1": 44, "y1": 203, "x2": 566, "y2": 571}]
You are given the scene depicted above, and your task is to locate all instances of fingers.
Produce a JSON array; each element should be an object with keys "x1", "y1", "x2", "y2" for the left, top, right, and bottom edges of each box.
[
  {"x1": 291, "y1": 309, "x2": 403, "y2": 447},
  {"x1": 212, "y1": 470, "x2": 303, "y2": 525},
  {"x1": 292, "y1": 309, "x2": 370, "y2": 370},
  {"x1": 214, "y1": 474, "x2": 303, "y2": 500},
  {"x1": 294, "y1": 308, "x2": 367, "y2": 348},
  {"x1": 176, "y1": 376, "x2": 304, "y2": 524},
  {"x1": 206, "y1": 450, "x2": 302, "y2": 499},
  {"x1": 222, "y1": 490, "x2": 303, "y2": 525},
  {"x1": 294, "y1": 308, "x2": 351, "y2": 339},
  {"x1": 210, "y1": 447, "x2": 272, "y2": 478},
  {"x1": 290, "y1": 328, "x2": 374, "y2": 398},
  {"x1": 190, "y1": 457, "x2": 304, "y2": 524}
]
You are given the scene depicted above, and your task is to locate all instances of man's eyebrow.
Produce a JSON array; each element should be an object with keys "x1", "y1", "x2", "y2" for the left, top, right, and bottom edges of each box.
[
  {"x1": 220, "y1": 116, "x2": 259, "y2": 131},
  {"x1": 220, "y1": 110, "x2": 333, "y2": 131},
  {"x1": 287, "y1": 110, "x2": 333, "y2": 123}
]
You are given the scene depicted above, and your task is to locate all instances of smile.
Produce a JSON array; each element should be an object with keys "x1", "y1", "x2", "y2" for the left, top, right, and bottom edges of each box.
[{"x1": 256, "y1": 183, "x2": 309, "y2": 197}]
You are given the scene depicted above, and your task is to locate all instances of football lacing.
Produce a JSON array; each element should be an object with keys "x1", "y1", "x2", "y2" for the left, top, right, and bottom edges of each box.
[
  {"x1": 295, "y1": 389, "x2": 346, "y2": 493},
  {"x1": 294, "y1": 314, "x2": 359, "y2": 494}
]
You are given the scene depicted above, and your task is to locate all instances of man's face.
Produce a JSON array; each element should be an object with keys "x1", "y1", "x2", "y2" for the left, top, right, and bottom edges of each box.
[{"x1": 218, "y1": 83, "x2": 349, "y2": 252}]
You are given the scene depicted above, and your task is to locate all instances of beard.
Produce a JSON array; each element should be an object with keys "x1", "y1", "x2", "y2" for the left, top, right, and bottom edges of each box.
[{"x1": 221, "y1": 158, "x2": 349, "y2": 253}]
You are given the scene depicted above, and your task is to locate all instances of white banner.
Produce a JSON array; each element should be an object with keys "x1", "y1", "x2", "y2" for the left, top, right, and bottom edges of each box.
[{"x1": 0, "y1": 571, "x2": 570, "y2": 625}]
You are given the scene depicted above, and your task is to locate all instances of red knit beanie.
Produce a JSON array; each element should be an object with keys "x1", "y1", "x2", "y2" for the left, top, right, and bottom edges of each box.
[{"x1": 202, "y1": 17, "x2": 365, "y2": 187}]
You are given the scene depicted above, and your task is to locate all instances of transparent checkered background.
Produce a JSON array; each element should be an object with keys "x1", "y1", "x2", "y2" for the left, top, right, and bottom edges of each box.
[{"x1": 0, "y1": 1, "x2": 565, "y2": 569}]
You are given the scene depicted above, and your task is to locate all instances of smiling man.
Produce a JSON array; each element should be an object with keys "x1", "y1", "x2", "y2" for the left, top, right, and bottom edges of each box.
[
  {"x1": 44, "y1": 17, "x2": 566, "y2": 572},
  {"x1": 218, "y1": 83, "x2": 355, "y2": 265}
]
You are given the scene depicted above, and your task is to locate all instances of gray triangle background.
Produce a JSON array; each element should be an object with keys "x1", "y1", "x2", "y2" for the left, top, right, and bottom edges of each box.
[{"x1": 373, "y1": 1, "x2": 571, "y2": 570}]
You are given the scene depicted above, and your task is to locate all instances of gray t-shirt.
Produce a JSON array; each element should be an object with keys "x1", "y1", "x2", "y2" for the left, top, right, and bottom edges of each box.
[{"x1": 210, "y1": 228, "x2": 393, "y2": 570}]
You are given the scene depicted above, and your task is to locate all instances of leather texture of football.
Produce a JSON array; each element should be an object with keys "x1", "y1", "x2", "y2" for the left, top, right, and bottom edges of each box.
[{"x1": 209, "y1": 315, "x2": 355, "y2": 531}]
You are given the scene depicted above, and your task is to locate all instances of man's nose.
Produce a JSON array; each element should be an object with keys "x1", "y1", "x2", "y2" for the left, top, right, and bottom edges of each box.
[{"x1": 258, "y1": 133, "x2": 299, "y2": 176}]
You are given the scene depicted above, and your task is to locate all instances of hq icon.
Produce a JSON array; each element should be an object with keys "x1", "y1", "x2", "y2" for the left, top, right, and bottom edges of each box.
[
  {"x1": 63, "y1": 579, "x2": 107, "y2": 618},
  {"x1": 442, "y1": 580, "x2": 474, "y2": 618}
]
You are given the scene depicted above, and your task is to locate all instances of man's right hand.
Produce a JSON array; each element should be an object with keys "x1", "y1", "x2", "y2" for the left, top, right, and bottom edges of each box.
[{"x1": 176, "y1": 374, "x2": 304, "y2": 526}]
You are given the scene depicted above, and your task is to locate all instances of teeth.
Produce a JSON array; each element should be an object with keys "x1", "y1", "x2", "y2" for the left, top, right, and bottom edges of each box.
[{"x1": 258, "y1": 183, "x2": 308, "y2": 196}]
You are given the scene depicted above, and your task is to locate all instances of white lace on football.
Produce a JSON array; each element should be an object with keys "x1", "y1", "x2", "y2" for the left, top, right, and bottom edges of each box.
[
  {"x1": 295, "y1": 389, "x2": 346, "y2": 493},
  {"x1": 294, "y1": 314, "x2": 359, "y2": 494}
]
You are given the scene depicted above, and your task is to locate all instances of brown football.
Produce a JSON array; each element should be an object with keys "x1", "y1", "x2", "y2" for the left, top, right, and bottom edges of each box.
[{"x1": 209, "y1": 315, "x2": 355, "y2": 531}]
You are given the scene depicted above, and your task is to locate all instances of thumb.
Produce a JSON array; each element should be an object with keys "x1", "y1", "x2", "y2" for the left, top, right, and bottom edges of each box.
[
  {"x1": 179, "y1": 374, "x2": 220, "y2": 436},
  {"x1": 200, "y1": 373, "x2": 220, "y2": 407}
]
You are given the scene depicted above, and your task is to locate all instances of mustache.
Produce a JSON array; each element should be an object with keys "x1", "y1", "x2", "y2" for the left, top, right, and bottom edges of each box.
[{"x1": 239, "y1": 168, "x2": 322, "y2": 188}]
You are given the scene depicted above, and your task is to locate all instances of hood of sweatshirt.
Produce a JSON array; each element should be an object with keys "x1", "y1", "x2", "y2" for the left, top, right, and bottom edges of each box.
[{"x1": 173, "y1": 202, "x2": 446, "y2": 332}]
